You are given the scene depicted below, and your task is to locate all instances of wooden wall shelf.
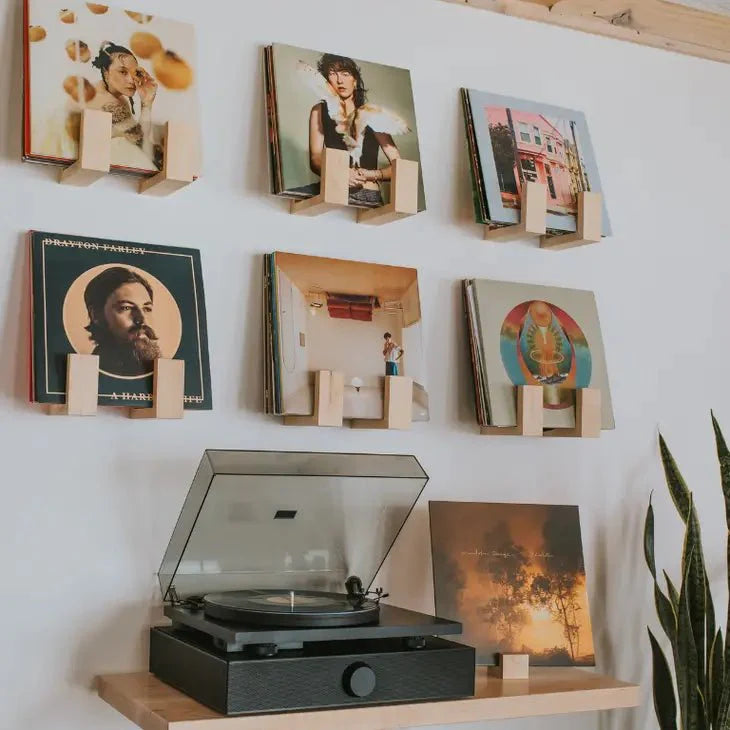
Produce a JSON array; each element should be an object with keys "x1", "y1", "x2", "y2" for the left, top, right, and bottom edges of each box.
[
  {"x1": 440, "y1": 0, "x2": 730, "y2": 66},
  {"x1": 97, "y1": 668, "x2": 639, "y2": 729},
  {"x1": 58, "y1": 110, "x2": 197, "y2": 196},
  {"x1": 484, "y1": 181, "x2": 602, "y2": 250},
  {"x1": 289, "y1": 147, "x2": 419, "y2": 224}
]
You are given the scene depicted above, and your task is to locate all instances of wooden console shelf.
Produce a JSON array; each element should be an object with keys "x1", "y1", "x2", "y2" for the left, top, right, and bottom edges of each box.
[{"x1": 97, "y1": 668, "x2": 639, "y2": 730}]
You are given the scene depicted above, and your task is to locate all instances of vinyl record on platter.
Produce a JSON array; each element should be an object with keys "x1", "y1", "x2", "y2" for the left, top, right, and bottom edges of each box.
[{"x1": 203, "y1": 589, "x2": 380, "y2": 627}]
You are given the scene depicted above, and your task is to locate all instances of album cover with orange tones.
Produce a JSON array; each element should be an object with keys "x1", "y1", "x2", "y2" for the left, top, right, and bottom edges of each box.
[
  {"x1": 23, "y1": 0, "x2": 199, "y2": 175},
  {"x1": 429, "y1": 501, "x2": 595, "y2": 667}
]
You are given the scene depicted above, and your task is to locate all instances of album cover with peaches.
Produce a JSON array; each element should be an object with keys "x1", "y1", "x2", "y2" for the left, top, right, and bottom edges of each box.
[{"x1": 23, "y1": 0, "x2": 199, "y2": 175}]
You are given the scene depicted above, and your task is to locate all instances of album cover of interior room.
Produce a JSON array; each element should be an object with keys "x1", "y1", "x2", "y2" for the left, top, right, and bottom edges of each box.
[{"x1": 273, "y1": 252, "x2": 429, "y2": 420}]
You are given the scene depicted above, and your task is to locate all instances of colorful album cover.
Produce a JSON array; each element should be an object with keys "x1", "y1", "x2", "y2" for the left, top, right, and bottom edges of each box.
[
  {"x1": 267, "y1": 252, "x2": 429, "y2": 421},
  {"x1": 23, "y1": 0, "x2": 199, "y2": 175},
  {"x1": 467, "y1": 278, "x2": 614, "y2": 430},
  {"x1": 266, "y1": 43, "x2": 425, "y2": 210},
  {"x1": 430, "y1": 501, "x2": 596, "y2": 667},
  {"x1": 463, "y1": 89, "x2": 610, "y2": 234},
  {"x1": 30, "y1": 230, "x2": 212, "y2": 409}
]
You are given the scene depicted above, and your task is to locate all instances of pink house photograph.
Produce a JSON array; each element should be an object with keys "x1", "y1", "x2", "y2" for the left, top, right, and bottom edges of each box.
[{"x1": 485, "y1": 106, "x2": 590, "y2": 217}]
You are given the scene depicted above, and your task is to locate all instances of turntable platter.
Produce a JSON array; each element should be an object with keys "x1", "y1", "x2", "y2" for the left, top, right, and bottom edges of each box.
[{"x1": 203, "y1": 589, "x2": 381, "y2": 628}]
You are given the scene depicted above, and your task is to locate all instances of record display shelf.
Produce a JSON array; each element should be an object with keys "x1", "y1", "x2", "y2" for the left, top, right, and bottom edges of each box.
[
  {"x1": 45, "y1": 353, "x2": 185, "y2": 419},
  {"x1": 480, "y1": 384, "x2": 602, "y2": 438},
  {"x1": 58, "y1": 109, "x2": 197, "y2": 196},
  {"x1": 289, "y1": 147, "x2": 420, "y2": 225},
  {"x1": 96, "y1": 667, "x2": 639, "y2": 729},
  {"x1": 484, "y1": 181, "x2": 603, "y2": 251},
  {"x1": 282, "y1": 369, "x2": 414, "y2": 430}
]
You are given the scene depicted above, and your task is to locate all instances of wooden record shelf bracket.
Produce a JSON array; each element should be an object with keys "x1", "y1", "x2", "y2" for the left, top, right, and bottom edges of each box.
[
  {"x1": 283, "y1": 370, "x2": 344, "y2": 427},
  {"x1": 59, "y1": 109, "x2": 112, "y2": 186},
  {"x1": 481, "y1": 385, "x2": 601, "y2": 438},
  {"x1": 484, "y1": 182, "x2": 546, "y2": 242},
  {"x1": 499, "y1": 654, "x2": 530, "y2": 680},
  {"x1": 46, "y1": 353, "x2": 99, "y2": 416},
  {"x1": 289, "y1": 148, "x2": 419, "y2": 224},
  {"x1": 139, "y1": 121, "x2": 197, "y2": 197},
  {"x1": 357, "y1": 159, "x2": 419, "y2": 225},
  {"x1": 290, "y1": 147, "x2": 350, "y2": 216},
  {"x1": 96, "y1": 667, "x2": 640, "y2": 729},
  {"x1": 540, "y1": 192, "x2": 603, "y2": 250},
  {"x1": 351, "y1": 375, "x2": 413, "y2": 430},
  {"x1": 128, "y1": 359, "x2": 185, "y2": 420}
]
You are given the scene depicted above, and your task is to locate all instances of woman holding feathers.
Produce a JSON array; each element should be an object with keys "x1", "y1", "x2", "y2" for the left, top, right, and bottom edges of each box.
[{"x1": 301, "y1": 53, "x2": 410, "y2": 207}]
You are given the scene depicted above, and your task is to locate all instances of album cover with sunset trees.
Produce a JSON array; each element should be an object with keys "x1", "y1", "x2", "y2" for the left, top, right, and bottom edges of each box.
[{"x1": 429, "y1": 501, "x2": 595, "y2": 666}]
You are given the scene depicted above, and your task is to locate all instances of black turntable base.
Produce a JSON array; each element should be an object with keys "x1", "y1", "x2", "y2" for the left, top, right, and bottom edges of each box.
[{"x1": 150, "y1": 625, "x2": 474, "y2": 716}]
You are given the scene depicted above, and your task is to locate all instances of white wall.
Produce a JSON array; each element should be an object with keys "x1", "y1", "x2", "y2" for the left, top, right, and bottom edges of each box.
[{"x1": 1, "y1": 1, "x2": 730, "y2": 729}]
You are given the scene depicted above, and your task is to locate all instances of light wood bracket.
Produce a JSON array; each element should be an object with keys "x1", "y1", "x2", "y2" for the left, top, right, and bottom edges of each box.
[
  {"x1": 544, "y1": 388, "x2": 602, "y2": 438},
  {"x1": 499, "y1": 654, "x2": 530, "y2": 680},
  {"x1": 46, "y1": 353, "x2": 99, "y2": 416},
  {"x1": 290, "y1": 147, "x2": 350, "y2": 216},
  {"x1": 485, "y1": 182, "x2": 546, "y2": 242},
  {"x1": 351, "y1": 375, "x2": 413, "y2": 430},
  {"x1": 357, "y1": 159, "x2": 419, "y2": 225},
  {"x1": 283, "y1": 370, "x2": 344, "y2": 427},
  {"x1": 128, "y1": 359, "x2": 185, "y2": 419},
  {"x1": 540, "y1": 192, "x2": 603, "y2": 250},
  {"x1": 59, "y1": 110, "x2": 112, "y2": 186},
  {"x1": 139, "y1": 121, "x2": 197, "y2": 197}
]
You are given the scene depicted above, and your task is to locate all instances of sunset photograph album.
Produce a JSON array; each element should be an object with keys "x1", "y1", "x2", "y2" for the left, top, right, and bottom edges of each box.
[
  {"x1": 264, "y1": 42, "x2": 426, "y2": 210},
  {"x1": 263, "y1": 251, "x2": 429, "y2": 422},
  {"x1": 29, "y1": 230, "x2": 212, "y2": 410}
]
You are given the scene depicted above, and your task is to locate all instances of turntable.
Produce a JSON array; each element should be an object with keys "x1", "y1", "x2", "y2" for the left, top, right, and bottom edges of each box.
[{"x1": 150, "y1": 450, "x2": 475, "y2": 715}]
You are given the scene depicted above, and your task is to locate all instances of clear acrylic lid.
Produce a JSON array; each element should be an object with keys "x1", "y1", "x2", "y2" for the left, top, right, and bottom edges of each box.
[{"x1": 158, "y1": 451, "x2": 428, "y2": 601}]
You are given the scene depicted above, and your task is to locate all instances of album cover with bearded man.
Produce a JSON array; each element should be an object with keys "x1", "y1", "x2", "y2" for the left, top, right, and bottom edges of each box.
[{"x1": 29, "y1": 230, "x2": 212, "y2": 409}]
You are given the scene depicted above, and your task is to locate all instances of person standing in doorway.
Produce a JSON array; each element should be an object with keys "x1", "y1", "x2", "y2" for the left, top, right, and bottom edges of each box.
[{"x1": 383, "y1": 332, "x2": 404, "y2": 376}]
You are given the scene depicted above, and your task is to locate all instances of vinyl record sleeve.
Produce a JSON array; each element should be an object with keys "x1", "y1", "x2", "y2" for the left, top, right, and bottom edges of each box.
[{"x1": 30, "y1": 230, "x2": 212, "y2": 409}]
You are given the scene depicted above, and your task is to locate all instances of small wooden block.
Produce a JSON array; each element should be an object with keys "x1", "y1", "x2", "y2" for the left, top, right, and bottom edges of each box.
[
  {"x1": 485, "y1": 182, "x2": 546, "y2": 241},
  {"x1": 139, "y1": 122, "x2": 197, "y2": 196},
  {"x1": 351, "y1": 376, "x2": 413, "y2": 430},
  {"x1": 540, "y1": 192, "x2": 602, "y2": 250},
  {"x1": 47, "y1": 353, "x2": 99, "y2": 416},
  {"x1": 284, "y1": 371, "x2": 344, "y2": 427},
  {"x1": 481, "y1": 385, "x2": 543, "y2": 436},
  {"x1": 544, "y1": 388, "x2": 602, "y2": 438},
  {"x1": 500, "y1": 654, "x2": 530, "y2": 680},
  {"x1": 129, "y1": 359, "x2": 185, "y2": 419},
  {"x1": 357, "y1": 159, "x2": 419, "y2": 225},
  {"x1": 290, "y1": 147, "x2": 350, "y2": 216},
  {"x1": 59, "y1": 109, "x2": 112, "y2": 186}
]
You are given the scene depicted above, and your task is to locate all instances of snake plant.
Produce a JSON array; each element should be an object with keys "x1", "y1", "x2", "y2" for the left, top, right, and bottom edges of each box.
[{"x1": 644, "y1": 413, "x2": 730, "y2": 729}]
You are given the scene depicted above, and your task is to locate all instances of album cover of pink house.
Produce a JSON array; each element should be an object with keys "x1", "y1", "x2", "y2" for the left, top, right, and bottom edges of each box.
[{"x1": 486, "y1": 107, "x2": 590, "y2": 216}]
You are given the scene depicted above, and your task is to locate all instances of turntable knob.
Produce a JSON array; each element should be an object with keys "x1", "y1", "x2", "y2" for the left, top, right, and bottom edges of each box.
[{"x1": 343, "y1": 662, "x2": 376, "y2": 698}]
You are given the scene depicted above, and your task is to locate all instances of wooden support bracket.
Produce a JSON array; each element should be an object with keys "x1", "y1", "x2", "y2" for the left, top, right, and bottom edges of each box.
[
  {"x1": 480, "y1": 385, "x2": 543, "y2": 436},
  {"x1": 500, "y1": 654, "x2": 530, "y2": 680},
  {"x1": 59, "y1": 109, "x2": 112, "y2": 186},
  {"x1": 47, "y1": 353, "x2": 99, "y2": 415},
  {"x1": 283, "y1": 370, "x2": 344, "y2": 427},
  {"x1": 290, "y1": 147, "x2": 349, "y2": 216},
  {"x1": 128, "y1": 359, "x2": 185, "y2": 419},
  {"x1": 481, "y1": 385, "x2": 601, "y2": 438},
  {"x1": 139, "y1": 121, "x2": 197, "y2": 197},
  {"x1": 351, "y1": 375, "x2": 413, "y2": 430},
  {"x1": 540, "y1": 192, "x2": 603, "y2": 250},
  {"x1": 485, "y1": 182, "x2": 546, "y2": 242},
  {"x1": 544, "y1": 388, "x2": 602, "y2": 438},
  {"x1": 357, "y1": 159, "x2": 419, "y2": 225}
]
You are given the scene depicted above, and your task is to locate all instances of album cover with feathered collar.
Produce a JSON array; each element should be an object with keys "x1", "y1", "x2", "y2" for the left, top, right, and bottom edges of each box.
[
  {"x1": 29, "y1": 230, "x2": 212, "y2": 410},
  {"x1": 264, "y1": 43, "x2": 426, "y2": 211}
]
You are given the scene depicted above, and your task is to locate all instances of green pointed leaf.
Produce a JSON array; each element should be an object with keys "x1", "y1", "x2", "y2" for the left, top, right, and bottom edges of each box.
[
  {"x1": 655, "y1": 584, "x2": 678, "y2": 644},
  {"x1": 705, "y1": 569, "x2": 716, "y2": 694},
  {"x1": 659, "y1": 433, "x2": 691, "y2": 524},
  {"x1": 714, "y1": 680, "x2": 730, "y2": 729},
  {"x1": 648, "y1": 627, "x2": 678, "y2": 730},
  {"x1": 678, "y1": 548, "x2": 699, "y2": 730},
  {"x1": 709, "y1": 628, "x2": 724, "y2": 726},
  {"x1": 665, "y1": 571, "x2": 680, "y2": 615},
  {"x1": 646, "y1": 496, "x2": 657, "y2": 580},
  {"x1": 698, "y1": 686, "x2": 708, "y2": 730}
]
